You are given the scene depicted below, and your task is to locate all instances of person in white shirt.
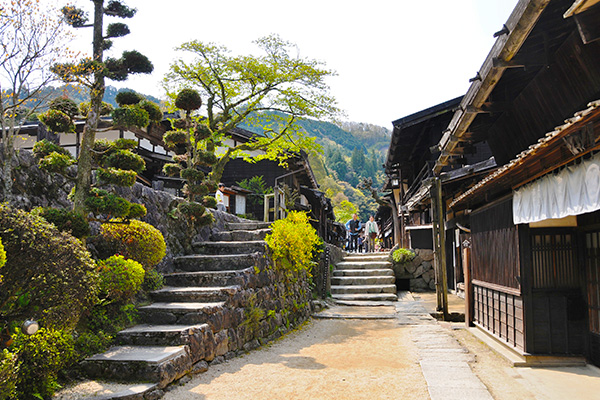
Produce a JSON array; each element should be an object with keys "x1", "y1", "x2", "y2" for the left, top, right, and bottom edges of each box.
[
  {"x1": 364, "y1": 215, "x2": 379, "y2": 252},
  {"x1": 216, "y1": 183, "x2": 226, "y2": 212}
]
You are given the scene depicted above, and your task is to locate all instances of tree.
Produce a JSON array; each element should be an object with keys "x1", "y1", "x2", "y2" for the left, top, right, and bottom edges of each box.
[
  {"x1": 0, "y1": 0, "x2": 75, "y2": 202},
  {"x1": 51, "y1": 1, "x2": 153, "y2": 215},
  {"x1": 334, "y1": 200, "x2": 357, "y2": 223},
  {"x1": 350, "y1": 147, "x2": 365, "y2": 172},
  {"x1": 164, "y1": 34, "x2": 340, "y2": 184}
]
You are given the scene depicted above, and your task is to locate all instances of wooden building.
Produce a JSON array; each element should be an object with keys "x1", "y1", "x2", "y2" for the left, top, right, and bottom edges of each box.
[{"x1": 430, "y1": 0, "x2": 600, "y2": 364}]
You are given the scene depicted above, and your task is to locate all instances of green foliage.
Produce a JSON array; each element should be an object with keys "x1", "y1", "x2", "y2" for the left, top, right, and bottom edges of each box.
[
  {"x1": 127, "y1": 203, "x2": 147, "y2": 219},
  {"x1": 85, "y1": 188, "x2": 131, "y2": 218},
  {"x1": 97, "y1": 167, "x2": 137, "y2": 187},
  {"x1": 106, "y1": 22, "x2": 130, "y2": 39},
  {"x1": 163, "y1": 163, "x2": 182, "y2": 177},
  {"x1": 180, "y1": 168, "x2": 205, "y2": 182},
  {"x1": 240, "y1": 293, "x2": 264, "y2": 340},
  {"x1": 0, "y1": 349, "x2": 18, "y2": 399},
  {"x1": 74, "y1": 330, "x2": 113, "y2": 359},
  {"x1": 163, "y1": 129, "x2": 190, "y2": 146},
  {"x1": 177, "y1": 201, "x2": 206, "y2": 220},
  {"x1": 100, "y1": 220, "x2": 166, "y2": 270},
  {"x1": 0, "y1": 238, "x2": 5, "y2": 271},
  {"x1": 82, "y1": 302, "x2": 137, "y2": 339},
  {"x1": 0, "y1": 205, "x2": 98, "y2": 329},
  {"x1": 115, "y1": 90, "x2": 143, "y2": 106},
  {"x1": 48, "y1": 97, "x2": 79, "y2": 118},
  {"x1": 38, "y1": 151, "x2": 75, "y2": 173},
  {"x1": 103, "y1": 149, "x2": 145, "y2": 173},
  {"x1": 32, "y1": 207, "x2": 90, "y2": 239},
  {"x1": 32, "y1": 139, "x2": 70, "y2": 158},
  {"x1": 113, "y1": 138, "x2": 137, "y2": 150},
  {"x1": 39, "y1": 108, "x2": 75, "y2": 133},
  {"x1": 112, "y1": 104, "x2": 149, "y2": 128},
  {"x1": 98, "y1": 255, "x2": 145, "y2": 301},
  {"x1": 78, "y1": 100, "x2": 113, "y2": 117},
  {"x1": 10, "y1": 327, "x2": 76, "y2": 399},
  {"x1": 203, "y1": 196, "x2": 217, "y2": 209},
  {"x1": 175, "y1": 88, "x2": 202, "y2": 111},
  {"x1": 265, "y1": 211, "x2": 322, "y2": 276},
  {"x1": 142, "y1": 269, "x2": 164, "y2": 292},
  {"x1": 334, "y1": 200, "x2": 358, "y2": 223},
  {"x1": 392, "y1": 248, "x2": 416, "y2": 264},
  {"x1": 138, "y1": 99, "x2": 162, "y2": 122}
]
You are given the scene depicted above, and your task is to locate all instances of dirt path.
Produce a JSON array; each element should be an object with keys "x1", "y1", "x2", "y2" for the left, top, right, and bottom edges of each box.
[{"x1": 163, "y1": 319, "x2": 429, "y2": 400}]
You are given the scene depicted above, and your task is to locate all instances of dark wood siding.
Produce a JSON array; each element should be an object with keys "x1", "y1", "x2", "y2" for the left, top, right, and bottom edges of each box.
[{"x1": 585, "y1": 230, "x2": 600, "y2": 366}]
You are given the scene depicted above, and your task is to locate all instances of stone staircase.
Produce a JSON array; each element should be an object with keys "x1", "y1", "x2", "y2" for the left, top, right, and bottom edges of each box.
[
  {"x1": 80, "y1": 221, "x2": 271, "y2": 395},
  {"x1": 331, "y1": 252, "x2": 398, "y2": 305}
]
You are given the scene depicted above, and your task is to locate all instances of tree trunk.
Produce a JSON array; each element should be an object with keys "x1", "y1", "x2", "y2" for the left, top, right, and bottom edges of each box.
[{"x1": 73, "y1": 1, "x2": 105, "y2": 214}]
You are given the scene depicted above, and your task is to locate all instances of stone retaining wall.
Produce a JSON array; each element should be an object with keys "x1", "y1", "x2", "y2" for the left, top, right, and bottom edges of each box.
[{"x1": 391, "y1": 248, "x2": 436, "y2": 291}]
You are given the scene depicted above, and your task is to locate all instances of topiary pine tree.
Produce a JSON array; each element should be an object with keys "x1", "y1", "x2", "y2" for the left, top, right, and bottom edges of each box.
[
  {"x1": 50, "y1": 1, "x2": 153, "y2": 216},
  {"x1": 161, "y1": 88, "x2": 217, "y2": 227}
]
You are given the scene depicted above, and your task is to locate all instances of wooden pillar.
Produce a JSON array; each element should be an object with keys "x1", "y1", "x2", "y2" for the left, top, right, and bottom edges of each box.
[
  {"x1": 463, "y1": 242, "x2": 473, "y2": 326},
  {"x1": 431, "y1": 177, "x2": 449, "y2": 319}
]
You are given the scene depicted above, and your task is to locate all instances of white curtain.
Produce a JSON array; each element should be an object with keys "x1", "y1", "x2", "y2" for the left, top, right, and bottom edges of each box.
[{"x1": 513, "y1": 152, "x2": 600, "y2": 224}]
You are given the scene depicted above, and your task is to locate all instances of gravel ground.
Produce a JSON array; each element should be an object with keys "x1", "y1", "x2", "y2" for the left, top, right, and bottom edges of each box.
[{"x1": 163, "y1": 318, "x2": 429, "y2": 400}]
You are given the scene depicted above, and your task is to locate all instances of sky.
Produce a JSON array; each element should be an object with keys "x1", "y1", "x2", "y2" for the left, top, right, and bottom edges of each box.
[{"x1": 68, "y1": 0, "x2": 520, "y2": 129}]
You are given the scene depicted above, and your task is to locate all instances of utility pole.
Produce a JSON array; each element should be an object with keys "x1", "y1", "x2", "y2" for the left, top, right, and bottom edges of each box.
[{"x1": 431, "y1": 177, "x2": 449, "y2": 320}]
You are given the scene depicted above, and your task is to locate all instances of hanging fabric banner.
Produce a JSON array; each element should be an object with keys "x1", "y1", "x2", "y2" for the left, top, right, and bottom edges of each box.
[{"x1": 513, "y1": 152, "x2": 600, "y2": 224}]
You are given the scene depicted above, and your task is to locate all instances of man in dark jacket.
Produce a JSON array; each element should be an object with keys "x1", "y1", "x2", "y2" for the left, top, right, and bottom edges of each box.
[{"x1": 345, "y1": 214, "x2": 361, "y2": 252}]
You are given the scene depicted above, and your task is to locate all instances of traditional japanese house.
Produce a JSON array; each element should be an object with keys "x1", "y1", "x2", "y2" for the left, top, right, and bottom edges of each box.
[{"x1": 433, "y1": 0, "x2": 600, "y2": 364}]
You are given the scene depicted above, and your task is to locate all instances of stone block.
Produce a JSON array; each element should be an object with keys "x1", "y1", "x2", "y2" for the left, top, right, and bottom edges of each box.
[
  {"x1": 417, "y1": 249, "x2": 435, "y2": 262},
  {"x1": 214, "y1": 330, "x2": 229, "y2": 357},
  {"x1": 414, "y1": 264, "x2": 425, "y2": 277},
  {"x1": 192, "y1": 360, "x2": 208, "y2": 374},
  {"x1": 410, "y1": 278, "x2": 429, "y2": 291}
]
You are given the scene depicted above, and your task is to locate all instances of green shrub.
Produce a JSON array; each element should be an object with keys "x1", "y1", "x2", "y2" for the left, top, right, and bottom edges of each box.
[
  {"x1": 112, "y1": 105, "x2": 149, "y2": 128},
  {"x1": 138, "y1": 99, "x2": 162, "y2": 122},
  {"x1": 11, "y1": 327, "x2": 76, "y2": 399},
  {"x1": 163, "y1": 130, "x2": 190, "y2": 146},
  {"x1": 203, "y1": 196, "x2": 217, "y2": 209},
  {"x1": 103, "y1": 149, "x2": 145, "y2": 173},
  {"x1": 127, "y1": 203, "x2": 147, "y2": 219},
  {"x1": 113, "y1": 138, "x2": 137, "y2": 150},
  {"x1": 97, "y1": 167, "x2": 137, "y2": 187},
  {"x1": 115, "y1": 90, "x2": 143, "y2": 106},
  {"x1": 84, "y1": 302, "x2": 137, "y2": 335},
  {"x1": 39, "y1": 109, "x2": 75, "y2": 133},
  {"x1": 194, "y1": 124, "x2": 211, "y2": 141},
  {"x1": 392, "y1": 248, "x2": 415, "y2": 264},
  {"x1": 0, "y1": 349, "x2": 18, "y2": 399},
  {"x1": 180, "y1": 168, "x2": 205, "y2": 182},
  {"x1": 100, "y1": 220, "x2": 166, "y2": 269},
  {"x1": 85, "y1": 188, "x2": 131, "y2": 218},
  {"x1": 265, "y1": 211, "x2": 322, "y2": 276},
  {"x1": 162, "y1": 163, "x2": 182, "y2": 177},
  {"x1": 177, "y1": 201, "x2": 206, "y2": 219},
  {"x1": 175, "y1": 88, "x2": 202, "y2": 111},
  {"x1": 32, "y1": 207, "x2": 90, "y2": 239},
  {"x1": 79, "y1": 101, "x2": 113, "y2": 117},
  {"x1": 0, "y1": 204, "x2": 98, "y2": 329},
  {"x1": 38, "y1": 151, "x2": 75, "y2": 173},
  {"x1": 48, "y1": 97, "x2": 79, "y2": 118},
  {"x1": 32, "y1": 139, "x2": 70, "y2": 158},
  {"x1": 142, "y1": 269, "x2": 164, "y2": 292},
  {"x1": 98, "y1": 255, "x2": 145, "y2": 301},
  {"x1": 183, "y1": 183, "x2": 208, "y2": 197},
  {"x1": 74, "y1": 330, "x2": 113, "y2": 359}
]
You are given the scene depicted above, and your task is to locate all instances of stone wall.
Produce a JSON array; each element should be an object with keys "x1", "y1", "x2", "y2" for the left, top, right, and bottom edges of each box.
[
  {"x1": 391, "y1": 248, "x2": 435, "y2": 291},
  {"x1": 0, "y1": 150, "x2": 247, "y2": 273}
]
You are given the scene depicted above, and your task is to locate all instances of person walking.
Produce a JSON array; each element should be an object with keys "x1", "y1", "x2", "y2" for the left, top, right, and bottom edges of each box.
[
  {"x1": 365, "y1": 215, "x2": 379, "y2": 253},
  {"x1": 216, "y1": 183, "x2": 227, "y2": 212},
  {"x1": 345, "y1": 214, "x2": 362, "y2": 252}
]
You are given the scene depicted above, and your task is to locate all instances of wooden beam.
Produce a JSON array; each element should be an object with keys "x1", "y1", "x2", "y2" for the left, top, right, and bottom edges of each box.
[{"x1": 431, "y1": 177, "x2": 449, "y2": 319}]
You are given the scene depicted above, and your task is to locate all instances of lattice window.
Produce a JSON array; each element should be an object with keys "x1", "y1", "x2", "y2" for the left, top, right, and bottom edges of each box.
[{"x1": 586, "y1": 231, "x2": 600, "y2": 334}]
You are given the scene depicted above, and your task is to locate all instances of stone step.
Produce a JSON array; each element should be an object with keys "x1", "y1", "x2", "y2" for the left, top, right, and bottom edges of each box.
[
  {"x1": 174, "y1": 253, "x2": 257, "y2": 272},
  {"x1": 331, "y1": 293, "x2": 398, "y2": 302},
  {"x1": 225, "y1": 222, "x2": 271, "y2": 231},
  {"x1": 343, "y1": 253, "x2": 391, "y2": 262},
  {"x1": 331, "y1": 284, "x2": 397, "y2": 295},
  {"x1": 212, "y1": 228, "x2": 271, "y2": 242},
  {"x1": 333, "y1": 268, "x2": 394, "y2": 277},
  {"x1": 336, "y1": 261, "x2": 392, "y2": 270},
  {"x1": 163, "y1": 268, "x2": 252, "y2": 288},
  {"x1": 116, "y1": 324, "x2": 214, "y2": 364},
  {"x1": 331, "y1": 276, "x2": 395, "y2": 286},
  {"x1": 138, "y1": 301, "x2": 227, "y2": 328},
  {"x1": 80, "y1": 345, "x2": 191, "y2": 389},
  {"x1": 150, "y1": 286, "x2": 240, "y2": 303},
  {"x1": 192, "y1": 240, "x2": 266, "y2": 255},
  {"x1": 53, "y1": 381, "x2": 159, "y2": 400}
]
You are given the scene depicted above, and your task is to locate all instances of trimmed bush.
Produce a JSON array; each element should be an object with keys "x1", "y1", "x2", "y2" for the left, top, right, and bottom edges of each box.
[
  {"x1": 180, "y1": 168, "x2": 205, "y2": 182},
  {"x1": 32, "y1": 139, "x2": 70, "y2": 158},
  {"x1": 48, "y1": 97, "x2": 78, "y2": 118},
  {"x1": 10, "y1": 327, "x2": 76, "y2": 399},
  {"x1": 138, "y1": 99, "x2": 162, "y2": 122},
  {"x1": 194, "y1": 124, "x2": 211, "y2": 141},
  {"x1": 103, "y1": 149, "x2": 145, "y2": 173},
  {"x1": 163, "y1": 129, "x2": 190, "y2": 146},
  {"x1": 98, "y1": 255, "x2": 145, "y2": 301},
  {"x1": 112, "y1": 105, "x2": 149, "y2": 128},
  {"x1": 177, "y1": 201, "x2": 206, "y2": 219},
  {"x1": 265, "y1": 211, "x2": 322, "y2": 275},
  {"x1": 203, "y1": 196, "x2": 217, "y2": 209},
  {"x1": 85, "y1": 188, "x2": 131, "y2": 218},
  {"x1": 39, "y1": 109, "x2": 75, "y2": 133},
  {"x1": 0, "y1": 349, "x2": 18, "y2": 399},
  {"x1": 115, "y1": 90, "x2": 143, "y2": 106},
  {"x1": 127, "y1": 203, "x2": 147, "y2": 219},
  {"x1": 79, "y1": 101, "x2": 113, "y2": 117},
  {"x1": 175, "y1": 88, "x2": 202, "y2": 111},
  {"x1": 142, "y1": 269, "x2": 164, "y2": 292},
  {"x1": 97, "y1": 167, "x2": 137, "y2": 187},
  {"x1": 113, "y1": 138, "x2": 137, "y2": 150},
  {"x1": 162, "y1": 163, "x2": 182, "y2": 177},
  {"x1": 32, "y1": 207, "x2": 90, "y2": 239},
  {"x1": 0, "y1": 204, "x2": 98, "y2": 329},
  {"x1": 100, "y1": 220, "x2": 166, "y2": 269},
  {"x1": 38, "y1": 151, "x2": 75, "y2": 173}
]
